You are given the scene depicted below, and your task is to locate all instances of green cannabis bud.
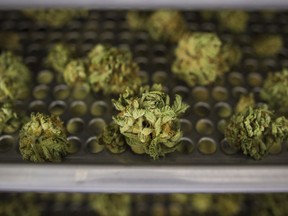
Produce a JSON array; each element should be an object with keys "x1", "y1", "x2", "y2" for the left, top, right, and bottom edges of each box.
[
  {"x1": 260, "y1": 69, "x2": 288, "y2": 113},
  {"x1": 112, "y1": 84, "x2": 189, "y2": 159},
  {"x1": 89, "y1": 194, "x2": 131, "y2": 216},
  {"x1": 126, "y1": 11, "x2": 149, "y2": 30},
  {"x1": 218, "y1": 43, "x2": 242, "y2": 74},
  {"x1": 19, "y1": 113, "x2": 69, "y2": 162},
  {"x1": 235, "y1": 93, "x2": 255, "y2": 113},
  {"x1": 0, "y1": 51, "x2": 31, "y2": 101},
  {"x1": 96, "y1": 122, "x2": 127, "y2": 154},
  {"x1": 46, "y1": 43, "x2": 75, "y2": 74},
  {"x1": 23, "y1": 9, "x2": 88, "y2": 27},
  {"x1": 172, "y1": 33, "x2": 221, "y2": 86},
  {"x1": 225, "y1": 105, "x2": 288, "y2": 160},
  {"x1": 252, "y1": 35, "x2": 283, "y2": 57},
  {"x1": 0, "y1": 102, "x2": 20, "y2": 134},
  {"x1": 218, "y1": 10, "x2": 249, "y2": 32},
  {"x1": 88, "y1": 44, "x2": 141, "y2": 95},
  {"x1": 0, "y1": 32, "x2": 20, "y2": 50},
  {"x1": 146, "y1": 10, "x2": 188, "y2": 42}
]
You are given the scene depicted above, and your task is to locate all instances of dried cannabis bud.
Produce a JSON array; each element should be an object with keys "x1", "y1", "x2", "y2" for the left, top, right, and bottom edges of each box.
[
  {"x1": 89, "y1": 194, "x2": 131, "y2": 216},
  {"x1": 252, "y1": 35, "x2": 283, "y2": 57},
  {"x1": 218, "y1": 10, "x2": 249, "y2": 32},
  {"x1": 146, "y1": 10, "x2": 188, "y2": 42},
  {"x1": 0, "y1": 51, "x2": 31, "y2": 101},
  {"x1": 235, "y1": 93, "x2": 255, "y2": 113},
  {"x1": 0, "y1": 102, "x2": 20, "y2": 134},
  {"x1": 46, "y1": 43, "x2": 75, "y2": 74},
  {"x1": 126, "y1": 11, "x2": 149, "y2": 30},
  {"x1": 23, "y1": 9, "x2": 88, "y2": 27},
  {"x1": 96, "y1": 122, "x2": 127, "y2": 154},
  {"x1": 112, "y1": 84, "x2": 189, "y2": 159},
  {"x1": 172, "y1": 33, "x2": 221, "y2": 86},
  {"x1": 225, "y1": 105, "x2": 288, "y2": 160},
  {"x1": 0, "y1": 32, "x2": 20, "y2": 50},
  {"x1": 19, "y1": 113, "x2": 69, "y2": 162},
  {"x1": 260, "y1": 69, "x2": 288, "y2": 113},
  {"x1": 88, "y1": 44, "x2": 141, "y2": 95}
]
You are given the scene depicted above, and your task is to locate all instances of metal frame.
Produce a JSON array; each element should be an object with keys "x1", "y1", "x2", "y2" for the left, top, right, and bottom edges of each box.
[{"x1": 1, "y1": 164, "x2": 287, "y2": 193}]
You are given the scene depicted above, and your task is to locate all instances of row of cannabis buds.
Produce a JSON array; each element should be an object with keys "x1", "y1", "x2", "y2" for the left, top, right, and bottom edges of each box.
[{"x1": 1, "y1": 10, "x2": 288, "y2": 162}]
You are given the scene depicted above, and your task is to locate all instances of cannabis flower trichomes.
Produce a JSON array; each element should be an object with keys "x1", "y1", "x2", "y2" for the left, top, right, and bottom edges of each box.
[
  {"x1": 19, "y1": 113, "x2": 69, "y2": 162},
  {"x1": 112, "y1": 84, "x2": 189, "y2": 159},
  {"x1": 0, "y1": 102, "x2": 20, "y2": 134}
]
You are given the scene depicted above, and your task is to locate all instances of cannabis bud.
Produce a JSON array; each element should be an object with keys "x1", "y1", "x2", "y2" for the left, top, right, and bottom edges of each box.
[
  {"x1": 260, "y1": 69, "x2": 288, "y2": 113},
  {"x1": 88, "y1": 44, "x2": 141, "y2": 95},
  {"x1": 0, "y1": 102, "x2": 20, "y2": 134},
  {"x1": 225, "y1": 105, "x2": 288, "y2": 160},
  {"x1": 0, "y1": 32, "x2": 20, "y2": 50},
  {"x1": 0, "y1": 51, "x2": 31, "y2": 101},
  {"x1": 126, "y1": 11, "x2": 149, "y2": 30},
  {"x1": 23, "y1": 9, "x2": 88, "y2": 27},
  {"x1": 146, "y1": 10, "x2": 188, "y2": 42},
  {"x1": 46, "y1": 43, "x2": 75, "y2": 74},
  {"x1": 172, "y1": 33, "x2": 221, "y2": 86},
  {"x1": 252, "y1": 35, "x2": 283, "y2": 57},
  {"x1": 96, "y1": 122, "x2": 127, "y2": 154},
  {"x1": 235, "y1": 93, "x2": 255, "y2": 113},
  {"x1": 19, "y1": 113, "x2": 69, "y2": 162},
  {"x1": 218, "y1": 10, "x2": 249, "y2": 32},
  {"x1": 112, "y1": 84, "x2": 189, "y2": 159},
  {"x1": 89, "y1": 194, "x2": 131, "y2": 216}
]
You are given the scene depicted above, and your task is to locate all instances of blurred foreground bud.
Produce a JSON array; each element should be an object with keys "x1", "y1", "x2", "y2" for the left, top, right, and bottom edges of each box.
[
  {"x1": 146, "y1": 10, "x2": 188, "y2": 42},
  {"x1": 112, "y1": 84, "x2": 189, "y2": 159},
  {"x1": 19, "y1": 113, "x2": 69, "y2": 162},
  {"x1": 23, "y1": 9, "x2": 88, "y2": 27},
  {"x1": 90, "y1": 194, "x2": 131, "y2": 216},
  {"x1": 46, "y1": 43, "x2": 75, "y2": 74},
  {"x1": 96, "y1": 122, "x2": 127, "y2": 154},
  {"x1": 126, "y1": 11, "x2": 149, "y2": 30},
  {"x1": 0, "y1": 102, "x2": 20, "y2": 134},
  {"x1": 0, "y1": 52, "x2": 31, "y2": 101},
  {"x1": 235, "y1": 93, "x2": 255, "y2": 113},
  {"x1": 260, "y1": 69, "x2": 288, "y2": 113},
  {"x1": 252, "y1": 35, "x2": 283, "y2": 57},
  {"x1": 0, "y1": 32, "x2": 20, "y2": 50},
  {"x1": 225, "y1": 105, "x2": 288, "y2": 160},
  {"x1": 88, "y1": 44, "x2": 141, "y2": 95},
  {"x1": 218, "y1": 10, "x2": 249, "y2": 32}
]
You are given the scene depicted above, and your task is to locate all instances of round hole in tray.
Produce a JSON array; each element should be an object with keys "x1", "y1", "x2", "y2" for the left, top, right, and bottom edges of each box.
[
  {"x1": 220, "y1": 138, "x2": 238, "y2": 155},
  {"x1": 180, "y1": 119, "x2": 193, "y2": 134},
  {"x1": 33, "y1": 84, "x2": 49, "y2": 100},
  {"x1": 247, "y1": 72, "x2": 263, "y2": 87},
  {"x1": 88, "y1": 118, "x2": 106, "y2": 134},
  {"x1": 232, "y1": 87, "x2": 247, "y2": 99},
  {"x1": 152, "y1": 71, "x2": 168, "y2": 84},
  {"x1": 67, "y1": 136, "x2": 81, "y2": 154},
  {"x1": 176, "y1": 137, "x2": 194, "y2": 154},
  {"x1": 261, "y1": 59, "x2": 277, "y2": 71},
  {"x1": 139, "y1": 71, "x2": 149, "y2": 84},
  {"x1": 217, "y1": 119, "x2": 227, "y2": 134},
  {"x1": 70, "y1": 101, "x2": 87, "y2": 117},
  {"x1": 103, "y1": 21, "x2": 116, "y2": 29},
  {"x1": 198, "y1": 137, "x2": 217, "y2": 155},
  {"x1": 244, "y1": 59, "x2": 259, "y2": 71},
  {"x1": 212, "y1": 86, "x2": 229, "y2": 101},
  {"x1": 53, "y1": 84, "x2": 70, "y2": 100},
  {"x1": 269, "y1": 142, "x2": 282, "y2": 155},
  {"x1": 214, "y1": 102, "x2": 232, "y2": 118},
  {"x1": 71, "y1": 83, "x2": 90, "y2": 100},
  {"x1": 0, "y1": 135, "x2": 14, "y2": 153},
  {"x1": 29, "y1": 100, "x2": 47, "y2": 113},
  {"x1": 227, "y1": 72, "x2": 244, "y2": 86},
  {"x1": 195, "y1": 119, "x2": 214, "y2": 135},
  {"x1": 66, "y1": 118, "x2": 84, "y2": 135},
  {"x1": 201, "y1": 22, "x2": 216, "y2": 31},
  {"x1": 173, "y1": 86, "x2": 190, "y2": 99},
  {"x1": 90, "y1": 101, "x2": 108, "y2": 116},
  {"x1": 37, "y1": 70, "x2": 54, "y2": 84},
  {"x1": 49, "y1": 101, "x2": 67, "y2": 116},
  {"x1": 86, "y1": 136, "x2": 105, "y2": 153},
  {"x1": 168, "y1": 203, "x2": 182, "y2": 216},
  {"x1": 193, "y1": 102, "x2": 211, "y2": 117},
  {"x1": 152, "y1": 203, "x2": 167, "y2": 216},
  {"x1": 192, "y1": 86, "x2": 209, "y2": 101}
]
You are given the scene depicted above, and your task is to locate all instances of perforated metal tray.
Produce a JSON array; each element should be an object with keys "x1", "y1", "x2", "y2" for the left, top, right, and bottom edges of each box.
[{"x1": 0, "y1": 10, "x2": 288, "y2": 192}]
